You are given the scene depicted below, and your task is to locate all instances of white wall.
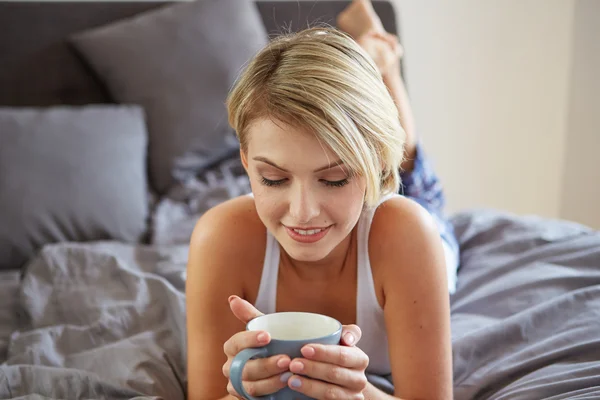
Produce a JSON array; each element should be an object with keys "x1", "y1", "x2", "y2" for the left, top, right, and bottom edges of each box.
[
  {"x1": 559, "y1": 0, "x2": 600, "y2": 229},
  {"x1": 393, "y1": 0, "x2": 575, "y2": 220}
]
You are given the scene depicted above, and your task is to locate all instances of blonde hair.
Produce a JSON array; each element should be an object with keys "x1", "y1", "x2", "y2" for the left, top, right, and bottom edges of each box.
[{"x1": 226, "y1": 27, "x2": 405, "y2": 208}]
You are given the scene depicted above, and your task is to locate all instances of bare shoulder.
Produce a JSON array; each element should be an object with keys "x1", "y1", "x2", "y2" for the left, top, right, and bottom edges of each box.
[
  {"x1": 369, "y1": 196, "x2": 453, "y2": 399},
  {"x1": 369, "y1": 196, "x2": 442, "y2": 271},
  {"x1": 368, "y1": 195, "x2": 449, "y2": 311},
  {"x1": 191, "y1": 194, "x2": 264, "y2": 239},
  {"x1": 191, "y1": 195, "x2": 265, "y2": 259},
  {"x1": 188, "y1": 195, "x2": 267, "y2": 298}
]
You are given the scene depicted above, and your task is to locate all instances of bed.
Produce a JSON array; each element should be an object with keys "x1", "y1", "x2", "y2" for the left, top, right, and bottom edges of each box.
[{"x1": 1, "y1": 1, "x2": 599, "y2": 398}]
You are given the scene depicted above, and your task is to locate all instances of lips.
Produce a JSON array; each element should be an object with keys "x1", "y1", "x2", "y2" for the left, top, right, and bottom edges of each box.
[
  {"x1": 284, "y1": 225, "x2": 331, "y2": 244},
  {"x1": 290, "y1": 227, "x2": 324, "y2": 235}
]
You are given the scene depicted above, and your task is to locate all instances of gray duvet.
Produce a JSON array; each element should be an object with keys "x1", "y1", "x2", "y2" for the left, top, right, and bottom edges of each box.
[{"x1": 1, "y1": 207, "x2": 599, "y2": 399}]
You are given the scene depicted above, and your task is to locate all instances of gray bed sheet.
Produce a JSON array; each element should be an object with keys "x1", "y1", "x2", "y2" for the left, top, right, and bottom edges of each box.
[
  {"x1": 1, "y1": 202, "x2": 599, "y2": 398},
  {"x1": 0, "y1": 242, "x2": 190, "y2": 399},
  {"x1": 449, "y1": 210, "x2": 600, "y2": 399}
]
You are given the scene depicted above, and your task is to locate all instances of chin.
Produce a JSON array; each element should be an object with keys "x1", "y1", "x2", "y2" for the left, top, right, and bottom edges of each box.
[
  {"x1": 281, "y1": 244, "x2": 331, "y2": 262},
  {"x1": 276, "y1": 231, "x2": 335, "y2": 262}
]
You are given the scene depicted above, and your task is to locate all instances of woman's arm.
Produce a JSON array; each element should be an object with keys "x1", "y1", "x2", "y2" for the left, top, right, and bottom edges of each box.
[
  {"x1": 369, "y1": 197, "x2": 453, "y2": 400},
  {"x1": 186, "y1": 197, "x2": 265, "y2": 400}
]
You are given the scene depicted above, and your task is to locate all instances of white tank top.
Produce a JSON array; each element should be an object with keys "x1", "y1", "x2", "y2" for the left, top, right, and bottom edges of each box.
[{"x1": 253, "y1": 193, "x2": 399, "y2": 376}]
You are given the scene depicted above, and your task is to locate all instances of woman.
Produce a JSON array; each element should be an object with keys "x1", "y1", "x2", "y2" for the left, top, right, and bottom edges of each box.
[{"x1": 186, "y1": 1, "x2": 457, "y2": 399}]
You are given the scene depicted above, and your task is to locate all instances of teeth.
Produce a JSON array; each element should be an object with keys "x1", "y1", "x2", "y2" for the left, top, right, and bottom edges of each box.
[{"x1": 293, "y1": 228, "x2": 322, "y2": 235}]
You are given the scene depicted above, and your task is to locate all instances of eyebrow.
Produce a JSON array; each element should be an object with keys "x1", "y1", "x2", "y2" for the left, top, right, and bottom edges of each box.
[{"x1": 253, "y1": 156, "x2": 344, "y2": 173}]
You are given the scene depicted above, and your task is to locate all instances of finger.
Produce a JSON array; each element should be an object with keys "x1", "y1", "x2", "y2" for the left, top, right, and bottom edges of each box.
[
  {"x1": 228, "y1": 295, "x2": 264, "y2": 324},
  {"x1": 226, "y1": 381, "x2": 244, "y2": 400},
  {"x1": 223, "y1": 329, "x2": 271, "y2": 357},
  {"x1": 300, "y1": 344, "x2": 369, "y2": 370},
  {"x1": 289, "y1": 358, "x2": 368, "y2": 392},
  {"x1": 223, "y1": 354, "x2": 291, "y2": 381},
  {"x1": 340, "y1": 324, "x2": 363, "y2": 346},
  {"x1": 287, "y1": 374, "x2": 364, "y2": 400},
  {"x1": 243, "y1": 355, "x2": 291, "y2": 380},
  {"x1": 227, "y1": 373, "x2": 291, "y2": 399}
]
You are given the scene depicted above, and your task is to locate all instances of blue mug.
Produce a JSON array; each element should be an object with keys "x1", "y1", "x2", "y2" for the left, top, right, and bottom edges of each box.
[{"x1": 230, "y1": 312, "x2": 342, "y2": 400}]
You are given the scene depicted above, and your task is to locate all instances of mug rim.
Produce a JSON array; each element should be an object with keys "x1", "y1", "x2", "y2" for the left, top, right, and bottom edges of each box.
[{"x1": 246, "y1": 311, "x2": 342, "y2": 342}]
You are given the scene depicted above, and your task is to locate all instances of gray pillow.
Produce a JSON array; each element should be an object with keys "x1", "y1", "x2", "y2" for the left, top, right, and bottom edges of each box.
[
  {"x1": 69, "y1": 0, "x2": 268, "y2": 194},
  {"x1": 0, "y1": 106, "x2": 149, "y2": 271}
]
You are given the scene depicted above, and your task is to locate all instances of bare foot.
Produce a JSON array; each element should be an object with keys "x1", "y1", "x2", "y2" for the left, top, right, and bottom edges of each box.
[
  {"x1": 337, "y1": 0, "x2": 385, "y2": 39},
  {"x1": 355, "y1": 31, "x2": 403, "y2": 77}
]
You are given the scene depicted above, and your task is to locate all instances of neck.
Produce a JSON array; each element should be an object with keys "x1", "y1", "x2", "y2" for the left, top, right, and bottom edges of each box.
[{"x1": 280, "y1": 227, "x2": 356, "y2": 283}]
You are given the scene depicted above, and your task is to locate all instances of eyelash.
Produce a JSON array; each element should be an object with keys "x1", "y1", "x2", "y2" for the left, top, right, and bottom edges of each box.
[{"x1": 260, "y1": 177, "x2": 349, "y2": 188}]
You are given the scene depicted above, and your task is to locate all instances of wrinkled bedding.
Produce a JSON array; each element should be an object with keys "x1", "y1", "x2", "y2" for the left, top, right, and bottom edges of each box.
[
  {"x1": 0, "y1": 242, "x2": 190, "y2": 399},
  {"x1": 449, "y1": 211, "x2": 600, "y2": 399},
  {"x1": 1, "y1": 202, "x2": 599, "y2": 398}
]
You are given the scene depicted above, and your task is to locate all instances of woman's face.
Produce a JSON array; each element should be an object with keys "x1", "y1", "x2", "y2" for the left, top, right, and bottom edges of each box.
[{"x1": 243, "y1": 118, "x2": 367, "y2": 262}]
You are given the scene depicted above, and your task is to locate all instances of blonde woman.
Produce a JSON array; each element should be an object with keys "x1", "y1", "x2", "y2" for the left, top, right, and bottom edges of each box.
[{"x1": 186, "y1": 1, "x2": 457, "y2": 399}]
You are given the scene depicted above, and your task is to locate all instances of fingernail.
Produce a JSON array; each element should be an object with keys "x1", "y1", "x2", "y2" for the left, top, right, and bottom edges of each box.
[
  {"x1": 277, "y1": 357, "x2": 290, "y2": 369},
  {"x1": 344, "y1": 332, "x2": 355, "y2": 345},
  {"x1": 280, "y1": 372, "x2": 293, "y2": 383},
  {"x1": 301, "y1": 346, "x2": 315, "y2": 357},
  {"x1": 228, "y1": 295, "x2": 236, "y2": 303},
  {"x1": 290, "y1": 360, "x2": 304, "y2": 372},
  {"x1": 257, "y1": 332, "x2": 269, "y2": 343},
  {"x1": 290, "y1": 377, "x2": 302, "y2": 388}
]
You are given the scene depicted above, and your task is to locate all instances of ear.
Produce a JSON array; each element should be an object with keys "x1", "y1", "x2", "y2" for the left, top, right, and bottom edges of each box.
[{"x1": 240, "y1": 148, "x2": 249, "y2": 171}]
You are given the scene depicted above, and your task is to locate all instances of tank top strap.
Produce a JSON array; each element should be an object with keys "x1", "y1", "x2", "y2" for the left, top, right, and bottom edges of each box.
[
  {"x1": 355, "y1": 192, "x2": 400, "y2": 375},
  {"x1": 253, "y1": 230, "x2": 279, "y2": 314}
]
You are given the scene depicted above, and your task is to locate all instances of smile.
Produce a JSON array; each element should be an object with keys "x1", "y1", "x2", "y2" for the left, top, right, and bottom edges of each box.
[
  {"x1": 284, "y1": 225, "x2": 331, "y2": 243},
  {"x1": 293, "y1": 228, "x2": 322, "y2": 235}
]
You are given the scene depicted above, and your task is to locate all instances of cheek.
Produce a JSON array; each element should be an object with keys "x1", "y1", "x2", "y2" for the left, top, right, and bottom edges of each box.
[
  {"x1": 252, "y1": 189, "x2": 285, "y2": 224},
  {"x1": 326, "y1": 182, "x2": 366, "y2": 224},
  {"x1": 346, "y1": 177, "x2": 367, "y2": 207}
]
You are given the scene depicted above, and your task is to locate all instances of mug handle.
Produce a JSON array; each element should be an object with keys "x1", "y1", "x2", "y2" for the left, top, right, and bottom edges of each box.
[{"x1": 230, "y1": 347, "x2": 271, "y2": 400}]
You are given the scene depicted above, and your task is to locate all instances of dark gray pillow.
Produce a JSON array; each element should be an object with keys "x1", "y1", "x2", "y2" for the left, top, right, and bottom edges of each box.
[
  {"x1": 0, "y1": 106, "x2": 149, "y2": 271},
  {"x1": 69, "y1": 0, "x2": 268, "y2": 194}
]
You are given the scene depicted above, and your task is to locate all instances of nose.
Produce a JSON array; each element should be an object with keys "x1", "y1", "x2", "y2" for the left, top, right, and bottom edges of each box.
[{"x1": 289, "y1": 183, "x2": 320, "y2": 224}]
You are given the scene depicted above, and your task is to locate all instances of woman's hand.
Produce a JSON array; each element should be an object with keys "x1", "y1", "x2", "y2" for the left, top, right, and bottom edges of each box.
[
  {"x1": 222, "y1": 296, "x2": 291, "y2": 398},
  {"x1": 285, "y1": 337, "x2": 369, "y2": 399},
  {"x1": 225, "y1": 295, "x2": 365, "y2": 398}
]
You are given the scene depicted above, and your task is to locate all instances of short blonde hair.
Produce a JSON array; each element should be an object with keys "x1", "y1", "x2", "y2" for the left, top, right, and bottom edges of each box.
[{"x1": 226, "y1": 27, "x2": 405, "y2": 208}]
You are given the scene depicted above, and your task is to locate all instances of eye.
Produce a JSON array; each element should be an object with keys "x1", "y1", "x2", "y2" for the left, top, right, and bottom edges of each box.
[
  {"x1": 322, "y1": 178, "x2": 349, "y2": 188},
  {"x1": 261, "y1": 177, "x2": 286, "y2": 187}
]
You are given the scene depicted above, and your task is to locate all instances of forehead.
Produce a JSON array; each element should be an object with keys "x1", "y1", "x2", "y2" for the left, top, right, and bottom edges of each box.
[{"x1": 246, "y1": 118, "x2": 338, "y2": 161}]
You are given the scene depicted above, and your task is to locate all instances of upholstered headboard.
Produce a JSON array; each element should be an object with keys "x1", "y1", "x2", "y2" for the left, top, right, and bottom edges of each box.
[{"x1": 0, "y1": 0, "x2": 399, "y2": 107}]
